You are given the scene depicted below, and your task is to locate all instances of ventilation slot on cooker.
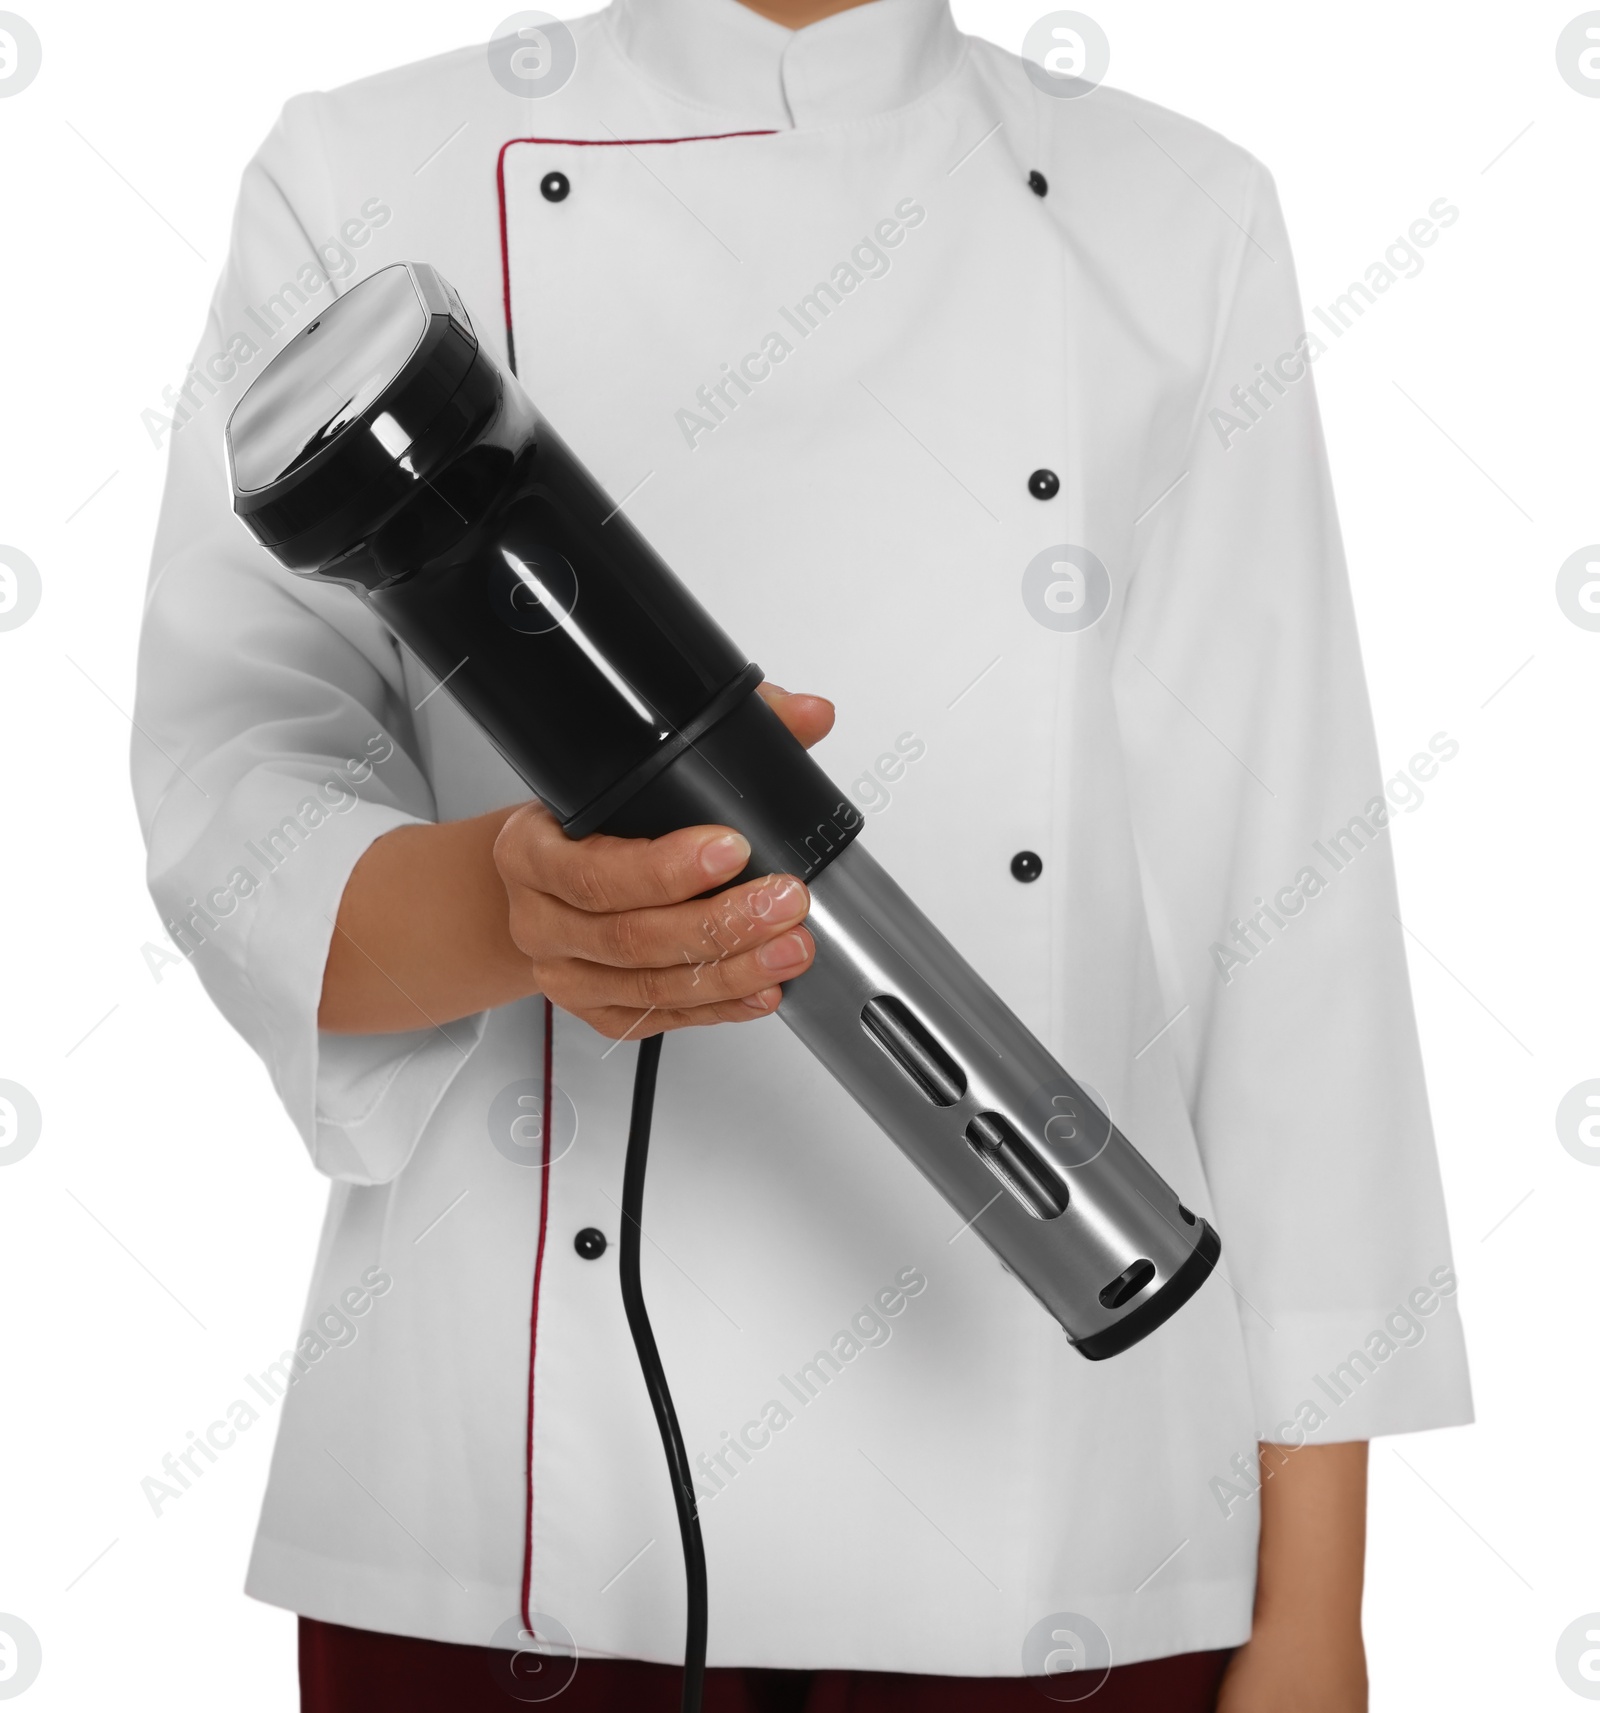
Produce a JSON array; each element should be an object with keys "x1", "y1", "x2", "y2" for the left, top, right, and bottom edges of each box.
[
  {"x1": 964, "y1": 1112, "x2": 1069, "y2": 1220},
  {"x1": 860, "y1": 996, "x2": 967, "y2": 1107},
  {"x1": 1098, "y1": 1258, "x2": 1156, "y2": 1311}
]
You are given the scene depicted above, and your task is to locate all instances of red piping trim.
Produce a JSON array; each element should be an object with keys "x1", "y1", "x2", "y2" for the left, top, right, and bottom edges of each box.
[
  {"x1": 521, "y1": 995, "x2": 556, "y2": 1633},
  {"x1": 495, "y1": 130, "x2": 778, "y2": 360},
  {"x1": 505, "y1": 128, "x2": 773, "y2": 1630}
]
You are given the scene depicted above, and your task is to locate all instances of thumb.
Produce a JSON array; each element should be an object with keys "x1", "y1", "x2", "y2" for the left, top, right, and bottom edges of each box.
[{"x1": 756, "y1": 681, "x2": 835, "y2": 751}]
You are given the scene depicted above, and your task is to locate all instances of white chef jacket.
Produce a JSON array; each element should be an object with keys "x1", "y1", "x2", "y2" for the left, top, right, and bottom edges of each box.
[{"x1": 131, "y1": 0, "x2": 1473, "y2": 1676}]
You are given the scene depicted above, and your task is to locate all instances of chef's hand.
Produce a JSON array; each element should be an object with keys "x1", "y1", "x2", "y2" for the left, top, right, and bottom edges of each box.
[
  {"x1": 320, "y1": 684, "x2": 834, "y2": 1036},
  {"x1": 494, "y1": 684, "x2": 834, "y2": 1040}
]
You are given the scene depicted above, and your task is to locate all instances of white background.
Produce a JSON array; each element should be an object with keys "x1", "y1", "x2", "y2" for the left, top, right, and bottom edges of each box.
[{"x1": 0, "y1": 1, "x2": 1596, "y2": 1708}]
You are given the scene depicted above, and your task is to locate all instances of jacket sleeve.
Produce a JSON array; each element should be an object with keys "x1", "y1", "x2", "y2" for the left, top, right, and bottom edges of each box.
[
  {"x1": 131, "y1": 96, "x2": 488, "y2": 1186},
  {"x1": 1114, "y1": 162, "x2": 1473, "y2": 1440}
]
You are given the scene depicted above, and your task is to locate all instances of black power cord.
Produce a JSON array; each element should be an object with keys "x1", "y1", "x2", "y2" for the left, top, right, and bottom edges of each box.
[{"x1": 618, "y1": 1032, "x2": 707, "y2": 1713}]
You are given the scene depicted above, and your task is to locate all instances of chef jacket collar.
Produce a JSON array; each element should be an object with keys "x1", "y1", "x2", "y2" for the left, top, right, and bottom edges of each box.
[{"x1": 606, "y1": 0, "x2": 965, "y2": 129}]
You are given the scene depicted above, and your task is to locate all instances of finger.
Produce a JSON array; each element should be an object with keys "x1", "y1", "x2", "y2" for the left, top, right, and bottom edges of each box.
[
  {"x1": 550, "y1": 926, "x2": 815, "y2": 1014},
  {"x1": 585, "y1": 988, "x2": 789, "y2": 1040},
  {"x1": 552, "y1": 873, "x2": 810, "y2": 968},
  {"x1": 496, "y1": 801, "x2": 751, "y2": 913},
  {"x1": 757, "y1": 681, "x2": 835, "y2": 751}
]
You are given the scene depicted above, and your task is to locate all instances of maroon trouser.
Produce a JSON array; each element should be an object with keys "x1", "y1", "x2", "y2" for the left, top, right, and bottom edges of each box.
[{"x1": 300, "y1": 1618, "x2": 1232, "y2": 1711}]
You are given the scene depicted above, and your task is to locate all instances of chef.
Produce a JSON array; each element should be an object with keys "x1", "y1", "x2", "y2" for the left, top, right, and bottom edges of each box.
[{"x1": 131, "y1": 0, "x2": 1473, "y2": 1708}]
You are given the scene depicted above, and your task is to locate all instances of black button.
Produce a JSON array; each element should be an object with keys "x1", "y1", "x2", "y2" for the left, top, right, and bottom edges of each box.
[
  {"x1": 1011, "y1": 850, "x2": 1043, "y2": 883},
  {"x1": 541, "y1": 171, "x2": 570, "y2": 203},
  {"x1": 1028, "y1": 468, "x2": 1060, "y2": 501},
  {"x1": 1027, "y1": 169, "x2": 1049, "y2": 197},
  {"x1": 574, "y1": 1227, "x2": 607, "y2": 1259}
]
